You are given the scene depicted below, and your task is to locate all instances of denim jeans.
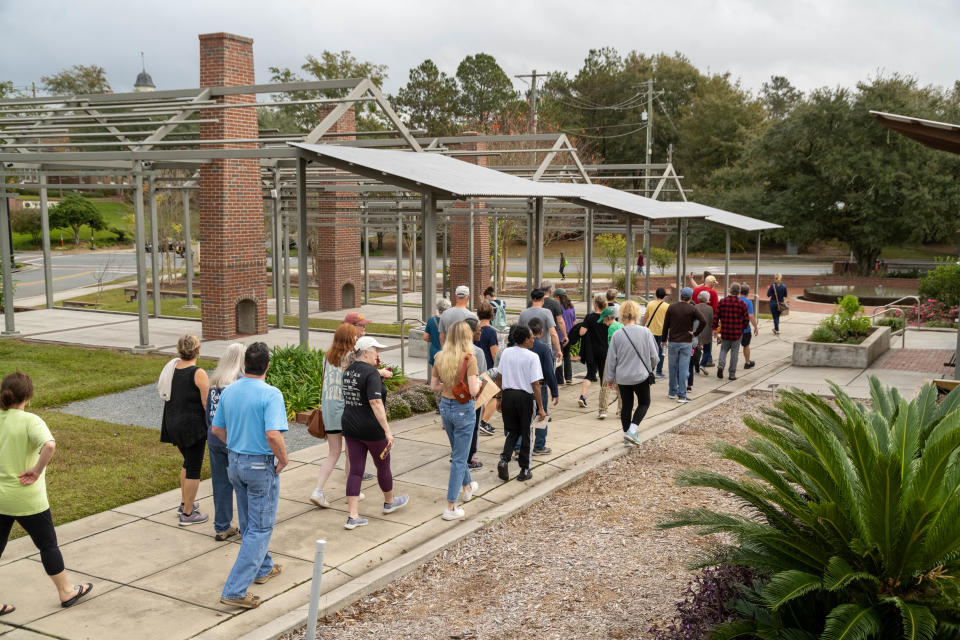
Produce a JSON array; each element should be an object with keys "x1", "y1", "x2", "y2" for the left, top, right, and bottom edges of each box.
[
  {"x1": 221, "y1": 452, "x2": 279, "y2": 599},
  {"x1": 439, "y1": 397, "x2": 474, "y2": 503},
  {"x1": 700, "y1": 341, "x2": 714, "y2": 366},
  {"x1": 653, "y1": 336, "x2": 665, "y2": 375},
  {"x1": 667, "y1": 341, "x2": 692, "y2": 399},
  {"x1": 207, "y1": 436, "x2": 234, "y2": 533}
]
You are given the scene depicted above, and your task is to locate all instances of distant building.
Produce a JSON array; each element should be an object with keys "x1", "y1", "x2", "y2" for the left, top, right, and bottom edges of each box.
[{"x1": 134, "y1": 53, "x2": 155, "y2": 92}]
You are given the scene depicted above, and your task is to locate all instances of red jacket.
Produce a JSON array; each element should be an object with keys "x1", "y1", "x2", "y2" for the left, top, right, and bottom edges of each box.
[{"x1": 692, "y1": 285, "x2": 719, "y2": 315}]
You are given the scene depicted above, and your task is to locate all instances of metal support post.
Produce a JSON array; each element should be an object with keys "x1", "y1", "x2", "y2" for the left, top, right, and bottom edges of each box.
[
  {"x1": 396, "y1": 212, "x2": 403, "y2": 322},
  {"x1": 411, "y1": 218, "x2": 417, "y2": 294},
  {"x1": 40, "y1": 175, "x2": 53, "y2": 309},
  {"x1": 362, "y1": 206, "x2": 370, "y2": 305},
  {"x1": 585, "y1": 209, "x2": 594, "y2": 302},
  {"x1": 148, "y1": 175, "x2": 161, "y2": 318},
  {"x1": 0, "y1": 177, "x2": 18, "y2": 336},
  {"x1": 304, "y1": 539, "x2": 327, "y2": 640},
  {"x1": 625, "y1": 215, "x2": 633, "y2": 299},
  {"x1": 421, "y1": 193, "x2": 438, "y2": 323},
  {"x1": 132, "y1": 164, "x2": 152, "y2": 350},
  {"x1": 442, "y1": 219, "x2": 448, "y2": 298},
  {"x1": 182, "y1": 190, "x2": 196, "y2": 309},
  {"x1": 283, "y1": 213, "x2": 291, "y2": 316},
  {"x1": 643, "y1": 219, "x2": 650, "y2": 300},
  {"x1": 296, "y1": 156, "x2": 310, "y2": 349},
  {"x1": 525, "y1": 207, "x2": 533, "y2": 295},
  {"x1": 492, "y1": 215, "x2": 499, "y2": 293},
  {"x1": 674, "y1": 220, "x2": 682, "y2": 296},
  {"x1": 533, "y1": 197, "x2": 544, "y2": 285},
  {"x1": 270, "y1": 170, "x2": 282, "y2": 325},
  {"x1": 468, "y1": 204, "x2": 475, "y2": 307},
  {"x1": 582, "y1": 211, "x2": 589, "y2": 302},
  {"x1": 725, "y1": 229, "x2": 731, "y2": 292},
  {"x1": 754, "y1": 231, "x2": 761, "y2": 318}
]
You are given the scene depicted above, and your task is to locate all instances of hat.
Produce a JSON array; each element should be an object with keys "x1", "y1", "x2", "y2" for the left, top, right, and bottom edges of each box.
[
  {"x1": 680, "y1": 287, "x2": 694, "y2": 300},
  {"x1": 553, "y1": 288, "x2": 567, "y2": 296},
  {"x1": 355, "y1": 336, "x2": 387, "y2": 351},
  {"x1": 344, "y1": 312, "x2": 371, "y2": 326},
  {"x1": 530, "y1": 288, "x2": 545, "y2": 301},
  {"x1": 600, "y1": 306, "x2": 616, "y2": 320},
  {"x1": 705, "y1": 275, "x2": 717, "y2": 286},
  {"x1": 455, "y1": 285, "x2": 470, "y2": 299}
]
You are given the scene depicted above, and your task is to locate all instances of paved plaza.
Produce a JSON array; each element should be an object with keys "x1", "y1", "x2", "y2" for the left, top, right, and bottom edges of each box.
[{"x1": 0, "y1": 303, "x2": 954, "y2": 639}]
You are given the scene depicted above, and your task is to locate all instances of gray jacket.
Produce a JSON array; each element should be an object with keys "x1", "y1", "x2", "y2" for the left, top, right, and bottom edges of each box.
[{"x1": 605, "y1": 324, "x2": 659, "y2": 385}]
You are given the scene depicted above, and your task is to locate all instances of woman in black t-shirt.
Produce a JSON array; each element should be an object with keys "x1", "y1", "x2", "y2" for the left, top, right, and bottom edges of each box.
[
  {"x1": 576, "y1": 295, "x2": 608, "y2": 409},
  {"x1": 340, "y1": 336, "x2": 409, "y2": 530}
]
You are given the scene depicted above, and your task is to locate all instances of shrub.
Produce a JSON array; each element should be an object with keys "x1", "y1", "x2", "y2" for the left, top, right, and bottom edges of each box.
[
  {"x1": 809, "y1": 295, "x2": 871, "y2": 343},
  {"x1": 650, "y1": 247, "x2": 675, "y2": 275},
  {"x1": 918, "y1": 260, "x2": 960, "y2": 308},
  {"x1": 660, "y1": 378, "x2": 960, "y2": 640},
  {"x1": 809, "y1": 326, "x2": 841, "y2": 343},
  {"x1": 647, "y1": 565, "x2": 763, "y2": 640},
  {"x1": 875, "y1": 316, "x2": 904, "y2": 332},
  {"x1": 385, "y1": 393, "x2": 412, "y2": 421},
  {"x1": 264, "y1": 345, "x2": 325, "y2": 419},
  {"x1": 403, "y1": 385, "x2": 436, "y2": 413}
]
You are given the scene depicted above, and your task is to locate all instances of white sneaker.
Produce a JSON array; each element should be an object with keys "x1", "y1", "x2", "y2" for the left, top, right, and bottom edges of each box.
[
  {"x1": 598, "y1": 413, "x2": 607, "y2": 420},
  {"x1": 359, "y1": 492, "x2": 365, "y2": 501},
  {"x1": 461, "y1": 481, "x2": 479, "y2": 502},
  {"x1": 442, "y1": 506, "x2": 466, "y2": 521},
  {"x1": 309, "y1": 489, "x2": 330, "y2": 508}
]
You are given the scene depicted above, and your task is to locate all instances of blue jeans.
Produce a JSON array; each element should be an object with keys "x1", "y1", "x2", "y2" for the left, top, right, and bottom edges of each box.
[
  {"x1": 208, "y1": 436, "x2": 234, "y2": 533},
  {"x1": 667, "y1": 341, "x2": 692, "y2": 399},
  {"x1": 439, "y1": 398, "x2": 474, "y2": 503},
  {"x1": 700, "y1": 341, "x2": 713, "y2": 366},
  {"x1": 653, "y1": 336, "x2": 665, "y2": 375},
  {"x1": 221, "y1": 452, "x2": 279, "y2": 599}
]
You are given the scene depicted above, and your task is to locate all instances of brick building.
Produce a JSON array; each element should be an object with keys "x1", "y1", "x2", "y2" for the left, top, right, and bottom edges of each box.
[{"x1": 448, "y1": 133, "x2": 491, "y2": 307}]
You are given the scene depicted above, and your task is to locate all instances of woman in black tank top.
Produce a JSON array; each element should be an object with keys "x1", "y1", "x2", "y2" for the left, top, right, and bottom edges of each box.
[{"x1": 160, "y1": 335, "x2": 210, "y2": 526}]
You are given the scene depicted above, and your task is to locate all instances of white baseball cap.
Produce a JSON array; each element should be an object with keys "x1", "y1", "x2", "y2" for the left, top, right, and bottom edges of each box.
[
  {"x1": 455, "y1": 285, "x2": 469, "y2": 298},
  {"x1": 355, "y1": 336, "x2": 387, "y2": 352}
]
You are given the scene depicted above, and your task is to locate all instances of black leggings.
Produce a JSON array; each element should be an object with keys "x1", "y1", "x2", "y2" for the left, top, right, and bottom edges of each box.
[
  {"x1": 617, "y1": 382, "x2": 651, "y2": 433},
  {"x1": 178, "y1": 439, "x2": 207, "y2": 480},
  {"x1": 0, "y1": 509, "x2": 65, "y2": 575}
]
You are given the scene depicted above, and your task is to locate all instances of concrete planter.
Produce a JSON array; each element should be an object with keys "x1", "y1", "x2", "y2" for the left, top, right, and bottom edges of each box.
[{"x1": 792, "y1": 325, "x2": 891, "y2": 368}]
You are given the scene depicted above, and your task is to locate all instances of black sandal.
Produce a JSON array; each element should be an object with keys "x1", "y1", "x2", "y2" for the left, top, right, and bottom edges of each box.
[
  {"x1": 60, "y1": 583, "x2": 93, "y2": 608},
  {"x1": 0, "y1": 604, "x2": 15, "y2": 616}
]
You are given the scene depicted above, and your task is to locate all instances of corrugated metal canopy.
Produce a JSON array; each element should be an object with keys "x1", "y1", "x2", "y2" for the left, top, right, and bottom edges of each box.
[
  {"x1": 290, "y1": 142, "x2": 576, "y2": 198},
  {"x1": 656, "y1": 201, "x2": 782, "y2": 231},
  {"x1": 558, "y1": 183, "x2": 705, "y2": 220},
  {"x1": 870, "y1": 110, "x2": 960, "y2": 154}
]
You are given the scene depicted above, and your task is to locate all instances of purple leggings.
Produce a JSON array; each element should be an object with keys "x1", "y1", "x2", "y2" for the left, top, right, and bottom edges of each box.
[{"x1": 344, "y1": 436, "x2": 393, "y2": 497}]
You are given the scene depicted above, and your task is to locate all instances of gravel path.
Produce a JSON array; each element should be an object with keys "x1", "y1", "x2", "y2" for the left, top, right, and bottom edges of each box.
[
  {"x1": 56, "y1": 384, "x2": 315, "y2": 452},
  {"x1": 283, "y1": 391, "x2": 772, "y2": 640}
]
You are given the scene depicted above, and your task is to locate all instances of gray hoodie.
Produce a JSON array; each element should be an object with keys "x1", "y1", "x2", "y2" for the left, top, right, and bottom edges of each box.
[{"x1": 605, "y1": 324, "x2": 660, "y2": 385}]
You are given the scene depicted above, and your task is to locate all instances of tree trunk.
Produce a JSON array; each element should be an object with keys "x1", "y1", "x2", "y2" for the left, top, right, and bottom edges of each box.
[
  {"x1": 73, "y1": 227, "x2": 81, "y2": 246},
  {"x1": 376, "y1": 232, "x2": 384, "y2": 251}
]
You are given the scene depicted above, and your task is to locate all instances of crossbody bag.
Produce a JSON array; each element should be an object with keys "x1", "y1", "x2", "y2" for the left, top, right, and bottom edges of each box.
[
  {"x1": 774, "y1": 285, "x2": 790, "y2": 315},
  {"x1": 620, "y1": 327, "x2": 657, "y2": 386},
  {"x1": 451, "y1": 355, "x2": 472, "y2": 403},
  {"x1": 644, "y1": 301, "x2": 664, "y2": 328}
]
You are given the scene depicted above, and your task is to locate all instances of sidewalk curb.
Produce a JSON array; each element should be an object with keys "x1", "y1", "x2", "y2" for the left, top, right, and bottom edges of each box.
[{"x1": 219, "y1": 356, "x2": 792, "y2": 640}]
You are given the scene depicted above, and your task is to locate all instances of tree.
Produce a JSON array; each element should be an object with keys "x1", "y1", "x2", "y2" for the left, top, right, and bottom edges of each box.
[
  {"x1": 760, "y1": 74, "x2": 802, "y2": 120},
  {"x1": 41, "y1": 65, "x2": 111, "y2": 95},
  {"x1": 10, "y1": 210, "x2": 41, "y2": 245},
  {"x1": 0, "y1": 81, "x2": 21, "y2": 100},
  {"x1": 649, "y1": 247, "x2": 674, "y2": 275},
  {"x1": 595, "y1": 233, "x2": 626, "y2": 276},
  {"x1": 49, "y1": 194, "x2": 105, "y2": 246},
  {"x1": 392, "y1": 59, "x2": 460, "y2": 136},
  {"x1": 268, "y1": 51, "x2": 388, "y2": 132},
  {"x1": 455, "y1": 53, "x2": 518, "y2": 131}
]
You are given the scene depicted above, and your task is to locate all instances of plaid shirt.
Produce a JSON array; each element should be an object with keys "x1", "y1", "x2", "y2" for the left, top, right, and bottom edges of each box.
[{"x1": 713, "y1": 295, "x2": 750, "y2": 340}]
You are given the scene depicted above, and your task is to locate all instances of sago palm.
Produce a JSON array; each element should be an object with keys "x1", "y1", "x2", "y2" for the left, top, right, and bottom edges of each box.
[{"x1": 660, "y1": 378, "x2": 960, "y2": 640}]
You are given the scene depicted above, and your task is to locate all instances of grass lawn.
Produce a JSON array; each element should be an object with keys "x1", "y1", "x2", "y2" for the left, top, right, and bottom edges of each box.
[
  {"x1": 0, "y1": 340, "x2": 215, "y2": 407},
  {"x1": 57, "y1": 287, "x2": 202, "y2": 319},
  {"x1": 12, "y1": 199, "x2": 135, "y2": 251}
]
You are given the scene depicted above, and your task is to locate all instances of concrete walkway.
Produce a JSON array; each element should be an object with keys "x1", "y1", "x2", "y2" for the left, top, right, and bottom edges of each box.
[{"x1": 1, "y1": 305, "x2": 953, "y2": 639}]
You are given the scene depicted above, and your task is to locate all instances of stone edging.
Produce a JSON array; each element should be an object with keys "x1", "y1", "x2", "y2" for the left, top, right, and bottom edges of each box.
[{"x1": 216, "y1": 357, "x2": 792, "y2": 640}]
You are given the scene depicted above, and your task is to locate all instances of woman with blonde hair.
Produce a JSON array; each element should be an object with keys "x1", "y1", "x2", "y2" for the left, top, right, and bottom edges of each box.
[
  {"x1": 766, "y1": 273, "x2": 788, "y2": 335},
  {"x1": 311, "y1": 323, "x2": 363, "y2": 508},
  {"x1": 161, "y1": 334, "x2": 210, "y2": 525},
  {"x1": 430, "y1": 321, "x2": 481, "y2": 521},
  {"x1": 605, "y1": 300, "x2": 659, "y2": 446},
  {"x1": 205, "y1": 343, "x2": 245, "y2": 541}
]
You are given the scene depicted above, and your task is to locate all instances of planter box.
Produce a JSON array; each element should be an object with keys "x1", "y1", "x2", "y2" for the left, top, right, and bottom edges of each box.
[{"x1": 792, "y1": 325, "x2": 891, "y2": 368}]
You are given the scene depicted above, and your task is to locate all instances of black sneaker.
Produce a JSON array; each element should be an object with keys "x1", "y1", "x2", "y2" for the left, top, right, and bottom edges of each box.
[
  {"x1": 497, "y1": 460, "x2": 510, "y2": 482},
  {"x1": 729, "y1": 374, "x2": 737, "y2": 381},
  {"x1": 478, "y1": 421, "x2": 495, "y2": 436},
  {"x1": 577, "y1": 395, "x2": 587, "y2": 408},
  {"x1": 744, "y1": 361, "x2": 755, "y2": 369},
  {"x1": 517, "y1": 469, "x2": 533, "y2": 482},
  {"x1": 716, "y1": 365, "x2": 724, "y2": 379}
]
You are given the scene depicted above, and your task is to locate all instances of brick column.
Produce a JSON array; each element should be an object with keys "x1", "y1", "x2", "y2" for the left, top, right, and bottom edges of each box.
[
  {"x1": 313, "y1": 106, "x2": 361, "y2": 311},
  {"x1": 448, "y1": 132, "x2": 491, "y2": 308},
  {"x1": 197, "y1": 33, "x2": 267, "y2": 339}
]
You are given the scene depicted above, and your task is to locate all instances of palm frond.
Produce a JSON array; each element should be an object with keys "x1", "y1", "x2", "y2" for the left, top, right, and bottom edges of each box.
[
  {"x1": 822, "y1": 556, "x2": 880, "y2": 591},
  {"x1": 760, "y1": 570, "x2": 823, "y2": 610},
  {"x1": 886, "y1": 597, "x2": 937, "y2": 640},
  {"x1": 820, "y1": 604, "x2": 882, "y2": 640}
]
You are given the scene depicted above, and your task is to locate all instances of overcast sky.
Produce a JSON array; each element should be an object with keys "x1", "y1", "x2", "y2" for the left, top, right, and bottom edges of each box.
[{"x1": 2, "y1": 0, "x2": 957, "y2": 98}]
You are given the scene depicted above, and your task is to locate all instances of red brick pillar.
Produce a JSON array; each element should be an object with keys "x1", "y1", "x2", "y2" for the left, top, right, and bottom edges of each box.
[
  {"x1": 449, "y1": 132, "x2": 491, "y2": 308},
  {"x1": 313, "y1": 106, "x2": 361, "y2": 311},
  {"x1": 197, "y1": 33, "x2": 267, "y2": 339}
]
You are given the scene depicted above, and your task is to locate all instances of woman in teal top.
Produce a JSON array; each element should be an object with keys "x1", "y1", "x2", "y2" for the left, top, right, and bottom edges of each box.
[{"x1": 0, "y1": 372, "x2": 92, "y2": 616}]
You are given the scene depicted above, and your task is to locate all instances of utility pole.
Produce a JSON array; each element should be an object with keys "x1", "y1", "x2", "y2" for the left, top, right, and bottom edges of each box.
[
  {"x1": 515, "y1": 70, "x2": 541, "y2": 134},
  {"x1": 645, "y1": 78, "x2": 653, "y2": 198}
]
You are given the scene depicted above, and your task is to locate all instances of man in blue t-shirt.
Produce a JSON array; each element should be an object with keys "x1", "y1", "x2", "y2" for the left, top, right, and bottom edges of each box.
[
  {"x1": 212, "y1": 342, "x2": 289, "y2": 609},
  {"x1": 739, "y1": 284, "x2": 759, "y2": 369}
]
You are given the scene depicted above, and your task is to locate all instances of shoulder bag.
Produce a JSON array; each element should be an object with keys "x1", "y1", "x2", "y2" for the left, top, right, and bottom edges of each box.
[
  {"x1": 644, "y1": 301, "x2": 664, "y2": 328},
  {"x1": 620, "y1": 327, "x2": 657, "y2": 386},
  {"x1": 306, "y1": 360, "x2": 326, "y2": 438},
  {"x1": 774, "y1": 284, "x2": 790, "y2": 316},
  {"x1": 451, "y1": 355, "x2": 473, "y2": 404}
]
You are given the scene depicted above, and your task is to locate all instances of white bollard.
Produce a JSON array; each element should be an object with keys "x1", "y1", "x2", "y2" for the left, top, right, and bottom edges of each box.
[{"x1": 305, "y1": 539, "x2": 327, "y2": 640}]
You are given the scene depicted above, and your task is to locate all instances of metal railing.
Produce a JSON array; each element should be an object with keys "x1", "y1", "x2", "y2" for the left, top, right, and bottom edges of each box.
[
  {"x1": 869, "y1": 295, "x2": 920, "y2": 349},
  {"x1": 398, "y1": 316, "x2": 425, "y2": 375}
]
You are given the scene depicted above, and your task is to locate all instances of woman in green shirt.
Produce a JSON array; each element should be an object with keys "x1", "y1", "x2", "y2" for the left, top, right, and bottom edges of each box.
[{"x1": 0, "y1": 372, "x2": 92, "y2": 615}]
